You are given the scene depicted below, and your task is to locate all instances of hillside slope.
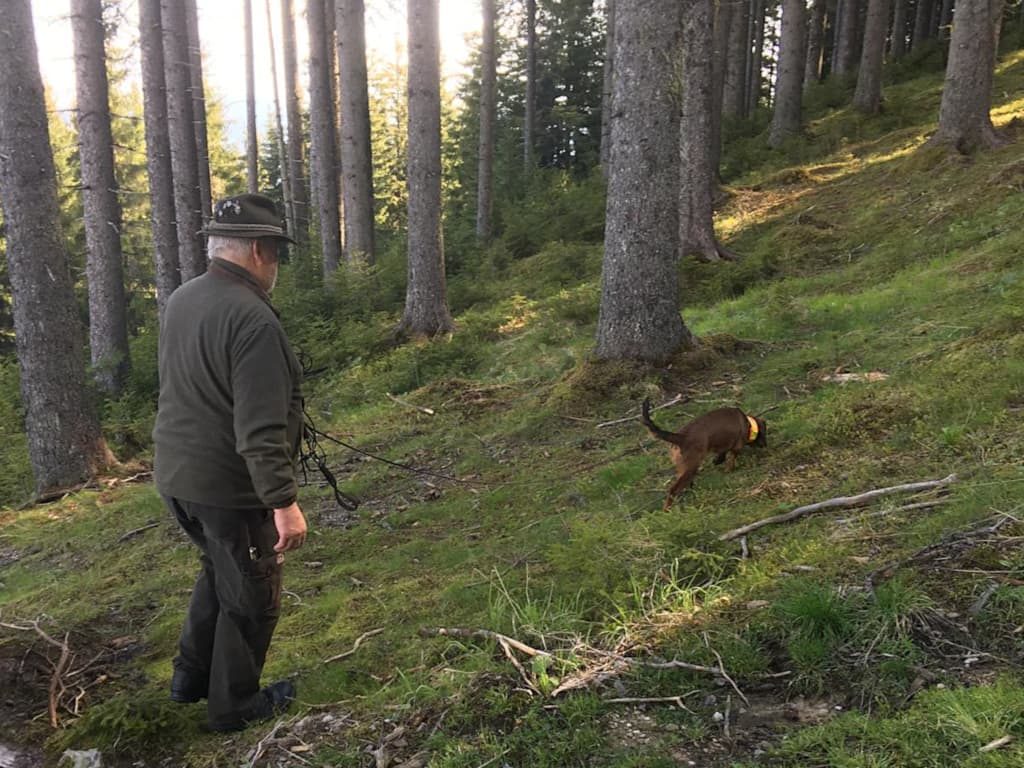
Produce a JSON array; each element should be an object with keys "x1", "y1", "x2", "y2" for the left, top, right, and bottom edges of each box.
[{"x1": 2, "y1": 53, "x2": 1024, "y2": 767}]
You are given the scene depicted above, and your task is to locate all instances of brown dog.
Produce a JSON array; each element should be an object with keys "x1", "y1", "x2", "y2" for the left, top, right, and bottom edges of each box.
[{"x1": 640, "y1": 399, "x2": 767, "y2": 510}]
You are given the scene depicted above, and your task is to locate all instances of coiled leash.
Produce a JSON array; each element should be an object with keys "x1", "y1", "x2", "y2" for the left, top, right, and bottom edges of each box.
[
  {"x1": 294, "y1": 351, "x2": 483, "y2": 513},
  {"x1": 297, "y1": 350, "x2": 360, "y2": 511}
]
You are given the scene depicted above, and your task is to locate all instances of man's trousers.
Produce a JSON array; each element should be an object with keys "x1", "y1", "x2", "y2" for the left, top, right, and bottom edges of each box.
[{"x1": 163, "y1": 496, "x2": 283, "y2": 730}]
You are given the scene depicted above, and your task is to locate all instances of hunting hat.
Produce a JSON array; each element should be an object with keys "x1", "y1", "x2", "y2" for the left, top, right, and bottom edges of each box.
[{"x1": 202, "y1": 193, "x2": 296, "y2": 244}]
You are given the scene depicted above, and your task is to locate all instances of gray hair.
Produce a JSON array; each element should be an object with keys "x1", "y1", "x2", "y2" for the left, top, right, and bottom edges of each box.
[{"x1": 207, "y1": 235, "x2": 253, "y2": 262}]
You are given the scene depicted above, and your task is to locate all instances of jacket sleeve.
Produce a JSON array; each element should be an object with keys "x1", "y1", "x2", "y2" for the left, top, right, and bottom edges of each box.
[{"x1": 231, "y1": 321, "x2": 299, "y2": 508}]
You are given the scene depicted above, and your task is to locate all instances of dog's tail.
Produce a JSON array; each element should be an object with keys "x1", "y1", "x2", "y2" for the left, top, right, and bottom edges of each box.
[{"x1": 640, "y1": 398, "x2": 687, "y2": 446}]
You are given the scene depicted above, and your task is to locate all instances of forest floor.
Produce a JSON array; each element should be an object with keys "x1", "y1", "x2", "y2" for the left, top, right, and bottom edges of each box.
[{"x1": 3, "y1": 51, "x2": 1024, "y2": 768}]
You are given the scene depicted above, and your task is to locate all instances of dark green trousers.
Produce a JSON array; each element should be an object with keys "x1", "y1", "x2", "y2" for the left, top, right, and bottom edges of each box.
[{"x1": 165, "y1": 496, "x2": 283, "y2": 729}]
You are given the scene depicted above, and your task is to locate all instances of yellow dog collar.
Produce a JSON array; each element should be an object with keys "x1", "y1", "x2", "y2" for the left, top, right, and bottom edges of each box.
[{"x1": 746, "y1": 415, "x2": 759, "y2": 443}]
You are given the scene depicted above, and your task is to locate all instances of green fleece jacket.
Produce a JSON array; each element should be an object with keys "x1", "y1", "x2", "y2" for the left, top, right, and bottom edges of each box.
[{"x1": 153, "y1": 258, "x2": 303, "y2": 509}]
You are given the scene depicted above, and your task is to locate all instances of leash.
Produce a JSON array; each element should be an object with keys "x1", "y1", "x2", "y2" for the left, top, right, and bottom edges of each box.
[{"x1": 295, "y1": 351, "x2": 483, "y2": 511}]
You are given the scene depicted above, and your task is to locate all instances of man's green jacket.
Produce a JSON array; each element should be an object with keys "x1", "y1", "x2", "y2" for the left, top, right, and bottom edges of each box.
[{"x1": 153, "y1": 258, "x2": 303, "y2": 510}]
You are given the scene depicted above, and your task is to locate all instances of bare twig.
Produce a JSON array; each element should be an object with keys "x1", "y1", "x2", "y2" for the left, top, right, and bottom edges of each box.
[
  {"x1": 386, "y1": 392, "x2": 435, "y2": 416},
  {"x1": 596, "y1": 394, "x2": 688, "y2": 429},
  {"x1": 603, "y1": 694, "x2": 695, "y2": 712},
  {"x1": 719, "y1": 474, "x2": 958, "y2": 540},
  {"x1": 117, "y1": 521, "x2": 160, "y2": 543},
  {"x1": 419, "y1": 627, "x2": 552, "y2": 658},
  {"x1": 969, "y1": 583, "x2": 1001, "y2": 617},
  {"x1": 710, "y1": 647, "x2": 749, "y2": 706},
  {"x1": 323, "y1": 628, "x2": 385, "y2": 664},
  {"x1": 980, "y1": 735, "x2": 1013, "y2": 753},
  {"x1": 246, "y1": 715, "x2": 297, "y2": 768}
]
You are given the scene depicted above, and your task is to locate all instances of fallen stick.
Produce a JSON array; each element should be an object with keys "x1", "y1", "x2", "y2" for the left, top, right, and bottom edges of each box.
[
  {"x1": 386, "y1": 392, "x2": 435, "y2": 416},
  {"x1": 596, "y1": 394, "x2": 688, "y2": 429},
  {"x1": 117, "y1": 521, "x2": 159, "y2": 543},
  {"x1": 834, "y1": 498, "x2": 952, "y2": 525},
  {"x1": 419, "y1": 627, "x2": 552, "y2": 658},
  {"x1": 323, "y1": 628, "x2": 385, "y2": 664},
  {"x1": 980, "y1": 735, "x2": 1012, "y2": 753},
  {"x1": 719, "y1": 474, "x2": 958, "y2": 541},
  {"x1": 603, "y1": 694, "x2": 695, "y2": 711}
]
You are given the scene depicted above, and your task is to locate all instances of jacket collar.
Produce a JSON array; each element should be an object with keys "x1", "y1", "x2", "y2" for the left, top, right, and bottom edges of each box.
[{"x1": 208, "y1": 257, "x2": 278, "y2": 317}]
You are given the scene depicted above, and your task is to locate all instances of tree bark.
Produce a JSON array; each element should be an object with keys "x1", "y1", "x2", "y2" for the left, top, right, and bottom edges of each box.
[
  {"x1": 724, "y1": 0, "x2": 751, "y2": 118},
  {"x1": 891, "y1": 0, "x2": 909, "y2": 57},
  {"x1": 71, "y1": 0, "x2": 131, "y2": 397},
  {"x1": 184, "y1": 0, "x2": 211, "y2": 224},
  {"x1": 336, "y1": 0, "x2": 376, "y2": 264},
  {"x1": 244, "y1": 0, "x2": 258, "y2": 193},
  {"x1": 680, "y1": 0, "x2": 738, "y2": 264},
  {"x1": 266, "y1": 0, "x2": 294, "y2": 236},
  {"x1": 912, "y1": 0, "x2": 935, "y2": 49},
  {"x1": 476, "y1": 0, "x2": 496, "y2": 241},
  {"x1": 600, "y1": 0, "x2": 615, "y2": 174},
  {"x1": 805, "y1": 0, "x2": 828, "y2": 88},
  {"x1": 595, "y1": 0, "x2": 692, "y2": 362},
  {"x1": 929, "y1": 0, "x2": 1004, "y2": 151},
  {"x1": 747, "y1": 0, "x2": 766, "y2": 112},
  {"x1": 0, "y1": 0, "x2": 113, "y2": 494},
  {"x1": 938, "y1": 0, "x2": 955, "y2": 40},
  {"x1": 710, "y1": 0, "x2": 733, "y2": 179},
  {"x1": 769, "y1": 0, "x2": 806, "y2": 146},
  {"x1": 308, "y1": 0, "x2": 342, "y2": 274},
  {"x1": 928, "y1": 0, "x2": 943, "y2": 36},
  {"x1": 280, "y1": 0, "x2": 309, "y2": 251},
  {"x1": 834, "y1": 0, "x2": 861, "y2": 74},
  {"x1": 161, "y1": 0, "x2": 205, "y2": 280},
  {"x1": 139, "y1": 0, "x2": 181, "y2": 321},
  {"x1": 400, "y1": 0, "x2": 454, "y2": 338},
  {"x1": 853, "y1": 0, "x2": 891, "y2": 112},
  {"x1": 524, "y1": 0, "x2": 537, "y2": 171}
]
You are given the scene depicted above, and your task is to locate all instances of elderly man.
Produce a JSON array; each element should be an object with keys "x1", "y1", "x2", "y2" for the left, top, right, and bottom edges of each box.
[{"x1": 153, "y1": 194, "x2": 307, "y2": 732}]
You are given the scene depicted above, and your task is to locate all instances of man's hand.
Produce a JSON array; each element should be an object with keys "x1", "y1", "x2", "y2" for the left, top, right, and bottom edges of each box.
[{"x1": 273, "y1": 502, "x2": 307, "y2": 552}]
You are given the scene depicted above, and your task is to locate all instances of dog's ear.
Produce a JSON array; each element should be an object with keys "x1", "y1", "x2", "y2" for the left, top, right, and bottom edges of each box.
[{"x1": 755, "y1": 417, "x2": 767, "y2": 447}]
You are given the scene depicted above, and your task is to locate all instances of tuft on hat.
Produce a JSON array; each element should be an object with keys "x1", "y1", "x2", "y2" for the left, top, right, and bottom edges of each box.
[{"x1": 201, "y1": 193, "x2": 296, "y2": 244}]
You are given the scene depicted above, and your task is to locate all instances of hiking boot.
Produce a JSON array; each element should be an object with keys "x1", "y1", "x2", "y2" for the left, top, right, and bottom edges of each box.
[
  {"x1": 169, "y1": 667, "x2": 208, "y2": 703},
  {"x1": 207, "y1": 680, "x2": 297, "y2": 732}
]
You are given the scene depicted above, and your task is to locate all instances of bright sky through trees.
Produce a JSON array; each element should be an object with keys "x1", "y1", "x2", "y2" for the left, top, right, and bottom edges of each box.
[{"x1": 32, "y1": 0, "x2": 479, "y2": 143}]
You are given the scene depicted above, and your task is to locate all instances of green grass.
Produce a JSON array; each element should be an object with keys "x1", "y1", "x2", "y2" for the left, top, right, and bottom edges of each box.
[{"x1": 3, "y1": 50, "x2": 1024, "y2": 766}]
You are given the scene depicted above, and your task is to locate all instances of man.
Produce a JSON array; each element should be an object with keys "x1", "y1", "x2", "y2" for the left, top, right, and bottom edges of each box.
[{"x1": 153, "y1": 193, "x2": 308, "y2": 732}]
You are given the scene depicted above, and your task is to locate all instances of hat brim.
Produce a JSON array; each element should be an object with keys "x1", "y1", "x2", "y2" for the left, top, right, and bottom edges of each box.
[{"x1": 200, "y1": 223, "x2": 297, "y2": 244}]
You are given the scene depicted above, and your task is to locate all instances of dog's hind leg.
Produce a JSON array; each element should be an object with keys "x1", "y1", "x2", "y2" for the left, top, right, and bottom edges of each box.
[
  {"x1": 663, "y1": 464, "x2": 700, "y2": 511},
  {"x1": 714, "y1": 452, "x2": 727, "y2": 465}
]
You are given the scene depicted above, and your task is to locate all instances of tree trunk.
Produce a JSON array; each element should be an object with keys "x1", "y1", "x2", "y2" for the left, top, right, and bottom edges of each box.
[
  {"x1": 161, "y1": 0, "x2": 205, "y2": 280},
  {"x1": 710, "y1": 0, "x2": 733, "y2": 178},
  {"x1": 139, "y1": 0, "x2": 181, "y2": 321},
  {"x1": 266, "y1": 0, "x2": 294, "y2": 235},
  {"x1": 938, "y1": 0, "x2": 955, "y2": 40},
  {"x1": 891, "y1": 0, "x2": 909, "y2": 57},
  {"x1": 184, "y1": 0, "x2": 211, "y2": 224},
  {"x1": 805, "y1": 0, "x2": 828, "y2": 88},
  {"x1": 308, "y1": 0, "x2": 341, "y2": 274},
  {"x1": 600, "y1": 0, "x2": 615, "y2": 174},
  {"x1": 853, "y1": 0, "x2": 891, "y2": 111},
  {"x1": 834, "y1": 0, "x2": 861, "y2": 74},
  {"x1": 280, "y1": 0, "x2": 309, "y2": 251},
  {"x1": 71, "y1": 0, "x2": 131, "y2": 397},
  {"x1": 400, "y1": 0, "x2": 454, "y2": 338},
  {"x1": 680, "y1": 0, "x2": 739, "y2": 264},
  {"x1": 769, "y1": 0, "x2": 806, "y2": 146},
  {"x1": 244, "y1": 0, "x2": 258, "y2": 193},
  {"x1": 476, "y1": 0, "x2": 496, "y2": 241},
  {"x1": 724, "y1": 0, "x2": 751, "y2": 118},
  {"x1": 524, "y1": 0, "x2": 537, "y2": 171},
  {"x1": 928, "y1": 0, "x2": 943, "y2": 36},
  {"x1": 336, "y1": 0, "x2": 376, "y2": 264},
  {"x1": 912, "y1": 0, "x2": 934, "y2": 49},
  {"x1": 929, "y1": 0, "x2": 1004, "y2": 151},
  {"x1": 0, "y1": 0, "x2": 113, "y2": 494},
  {"x1": 595, "y1": 0, "x2": 692, "y2": 362},
  {"x1": 748, "y1": 0, "x2": 766, "y2": 112}
]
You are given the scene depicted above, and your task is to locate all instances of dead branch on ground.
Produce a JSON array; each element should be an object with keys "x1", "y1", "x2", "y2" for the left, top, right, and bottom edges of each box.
[
  {"x1": 386, "y1": 392, "x2": 436, "y2": 416},
  {"x1": 719, "y1": 474, "x2": 958, "y2": 541},
  {"x1": 596, "y1": 394, "x2": 688, "y2": 429},
  {"x1": 323, "y1": 628, "x2": 385, "y2": 664}
]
